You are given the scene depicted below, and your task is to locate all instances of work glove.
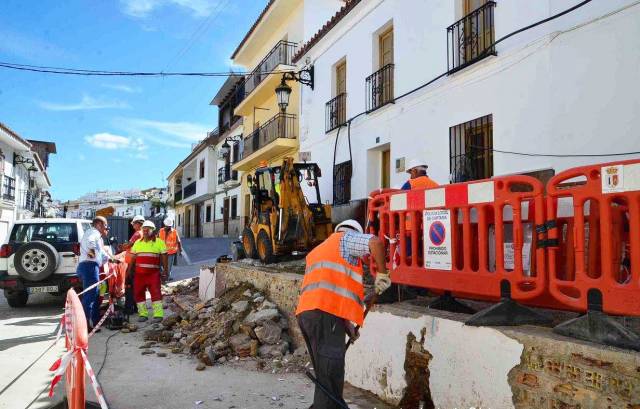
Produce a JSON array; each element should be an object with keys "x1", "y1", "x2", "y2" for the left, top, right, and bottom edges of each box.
[{"x1": 374, "y1": 273, "x2": 392, "y2": 295}]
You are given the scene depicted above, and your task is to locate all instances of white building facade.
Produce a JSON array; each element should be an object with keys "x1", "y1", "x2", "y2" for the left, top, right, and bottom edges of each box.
[
  {"x1": 0, "y1": 123, "x2": 55, "y2": 243},
  {"x1": 296, "y1": 0, "x2": 640, "y2": 220}
]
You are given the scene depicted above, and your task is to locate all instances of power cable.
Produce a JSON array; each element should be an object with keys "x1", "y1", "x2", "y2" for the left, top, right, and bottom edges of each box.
[
  {"x1": 0, "y1": 61, "x2": 288, "y2": 77},
  {"x1": 471, "y1": 145, "x2": 640, "y2": 158}
]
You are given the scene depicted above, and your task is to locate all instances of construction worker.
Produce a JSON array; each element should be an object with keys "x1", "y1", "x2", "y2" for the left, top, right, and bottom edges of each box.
[
  {"x1": 402, "y1": 158, "x2": 439, "y2": 190},
  {"x1": 128, "y1": 220, "x2": 168, "y2": 323},
  {"x1": 296, "y1": 220, "x2": 391, "y2": 409},
  {"x1": 121, "y1": 215, "x2": 144, "y2": 319},
  {"x1": 77, "y1": 216, "x2": 119, "y2": 331},
  {"x1": 158, "y1": 217, "x2": 181, "y2": 281},
  {"x1": 120, "y1": 215, "x2": 145, "y2": 253}
]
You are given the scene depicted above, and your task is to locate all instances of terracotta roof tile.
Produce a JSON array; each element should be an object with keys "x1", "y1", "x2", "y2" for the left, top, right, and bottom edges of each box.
[{"x1": 292, "y1": 0, "x2": 361, "y2": 63}]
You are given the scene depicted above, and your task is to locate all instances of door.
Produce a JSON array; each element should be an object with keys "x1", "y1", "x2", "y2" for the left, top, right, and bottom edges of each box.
[
  {"x1": 462, "y1": 0, "x2": 491, "y2": 63},
  {"x1": 378, "y1": 28, "x2": 394, "y2": 105},
  {"x1": 381, "y1": 150, "x2": 391, "y2": 189},
  {"x1": 223, "y1": 197, "x2": 230, "y2": 236},
  {"x1": 184, "y1": 208, "x2": 191, "y2": 238},
  {"x1": 195, "y1": 204, "x2": 203, "y2": 237}
]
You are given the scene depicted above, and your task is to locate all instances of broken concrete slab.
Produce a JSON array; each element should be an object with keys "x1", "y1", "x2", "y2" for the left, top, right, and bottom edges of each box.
[{"x1": 254, "y1": 321, "x2": 282, "y2": 345}]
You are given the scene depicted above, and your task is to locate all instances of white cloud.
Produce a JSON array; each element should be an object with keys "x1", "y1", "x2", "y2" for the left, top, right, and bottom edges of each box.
[
  {"x1": 116, "y1": 117, "x2": 211, "y2": 148},
  {"x1": 39, "y1": 95, "x2": 130, "y2": 111},
  {"x1": 0, "y1": 28, "x2": 69, "y2": 61},
  {"x1": 119, "y1": 0, "x2": 220, "y2": 18},
  {"x1": 85, "y1": 133, "x2": 147, "y2": 152},
  {"x1": 102, "y1": 84, "x2": 142, "y2": 94}
]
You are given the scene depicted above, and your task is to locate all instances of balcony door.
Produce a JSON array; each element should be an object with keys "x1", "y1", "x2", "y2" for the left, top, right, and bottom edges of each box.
[
  {"x1": 223, "y1": 197, "x2": 230, "y2": 236},
  {"x1": 377, "y1": 27, "x2": 394, "y2": 108},
  {"x1": 462, "y1": 0, "x2": 492, "y2": 64}
]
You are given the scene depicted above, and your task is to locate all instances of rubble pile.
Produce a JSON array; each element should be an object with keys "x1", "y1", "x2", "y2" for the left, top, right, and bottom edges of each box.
[{"x1": 146, "y1": 278, "x2": 309, "y2": 372}]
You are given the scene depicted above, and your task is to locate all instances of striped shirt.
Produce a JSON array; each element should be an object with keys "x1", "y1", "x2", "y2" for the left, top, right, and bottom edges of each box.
[{"x1": 339, "y1": 231, "x2": 374, "y2": 266}]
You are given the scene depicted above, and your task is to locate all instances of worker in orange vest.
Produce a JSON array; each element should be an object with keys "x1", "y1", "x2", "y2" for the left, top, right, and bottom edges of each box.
[
  {"x1": 296, "y1": 219, "x2": 391, "y2": 409},
  {"x1": 401, "y1": 158, "x2": 439, "y2": 190},
  {"x1": 120, "y1": 215, "x2": 145, "y2": 319},
  {"x1": 158, "y1": 217, "x2": 181, "y2": 282}
]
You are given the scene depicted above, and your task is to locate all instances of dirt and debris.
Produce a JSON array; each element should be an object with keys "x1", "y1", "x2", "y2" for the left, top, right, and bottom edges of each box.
[
  {"x1": 147, "y1": 278, "x2": 310, "y2": 373},
  {"x1": 238, "y1": 258, "x2": 306, "y2": 275},
  {"x1": 398, "y1": 328, "x2": 434, "y2": 409}
]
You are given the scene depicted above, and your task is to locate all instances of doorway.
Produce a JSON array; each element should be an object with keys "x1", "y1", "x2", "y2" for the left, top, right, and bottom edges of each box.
[
  {"x1": 185, "y1": 207, "x2": 191, "y2": 238},
  {"x1": 223, "y1": 197, "x2": 230, "y2": 236},
  {"x1": 381, "y1": 149, "x2": 391, "y2": 189},
  {"x1": 194, "y1": 203, "x2": 203, "y2": 238}
]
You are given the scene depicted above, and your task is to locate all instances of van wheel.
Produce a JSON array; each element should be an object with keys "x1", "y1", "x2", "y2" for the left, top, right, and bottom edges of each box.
[
  {"x1": 257, "y1": 230, "x2": 275, "y2": 264},
  {"x1": 4, "y1": 289, "x2": 28, "y2": 308},
  {"x1": 242, "y1": 227, "x2": 258, "y2": 259}
]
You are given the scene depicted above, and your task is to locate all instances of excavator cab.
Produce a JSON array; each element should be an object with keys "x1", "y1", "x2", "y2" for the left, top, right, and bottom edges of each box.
[{"x1": 242, "y1": 158, "x2": 333, "y2": 263}]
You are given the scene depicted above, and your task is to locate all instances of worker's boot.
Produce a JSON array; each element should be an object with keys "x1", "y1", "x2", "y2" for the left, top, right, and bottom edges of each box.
[
  {"x1": 137, "y1": 302, "x2": 149, "y2": 322},
  {"x1": 151, "y1": 301, "x2": 164, "y2": 323}
]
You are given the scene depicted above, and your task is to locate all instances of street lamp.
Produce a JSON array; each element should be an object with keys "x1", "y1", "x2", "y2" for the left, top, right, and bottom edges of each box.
[
  {"x1": 219, "y1": 136, "x2": 241, "y2": 157},
  {"x1": 274, "y1": 66, "x2": 314, "y2": 113}
]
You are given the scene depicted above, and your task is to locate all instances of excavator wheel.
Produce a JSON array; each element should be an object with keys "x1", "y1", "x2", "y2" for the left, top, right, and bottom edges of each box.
[
  {"x1": 256, "y1": 230, "x2": 275, "y2": 264},
  {"x1": 242, "y1": 227, "x2": 258, "y2": 259}
]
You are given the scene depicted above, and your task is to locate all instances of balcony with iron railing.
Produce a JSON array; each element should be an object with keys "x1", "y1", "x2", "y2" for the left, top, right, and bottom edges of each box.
[
  {"x1": 447, "y1": 1, "x2": 496, "y2": 74},
  {"x1": 242, "y1": 41, "x2": 297, "y2": 98},
  {"x1": 174, "y1": 189, "x2": 183, "y2": 203},
  {"x1": 218, "y1": 166, "x2": 239, "y2": 185},
  {"x1": 233, "y1": 113, "x2": 298, "y2": 171},
  {"x1": 366, "y1": 64, "x2": 394, "y2": 113},
  {"x1": 183, "y1": 181, "x2": 196, "y2": 200},
  {"x1": 325, "y1": 93, "x2": 347, "y2": 133}
]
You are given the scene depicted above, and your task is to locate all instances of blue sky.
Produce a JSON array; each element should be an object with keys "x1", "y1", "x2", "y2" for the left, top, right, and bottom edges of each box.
[{"x1": 0, "y1": 0, "x2": 265, "y2": 201}]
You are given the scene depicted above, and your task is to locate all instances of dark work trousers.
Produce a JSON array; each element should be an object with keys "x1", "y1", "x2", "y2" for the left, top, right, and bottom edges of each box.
[
  {"x1": 297, "y1": 309, "x2": 348, "y2": 409},
  {"x1": 77, "y1": 261, "x2": 100, "y2": 327}
]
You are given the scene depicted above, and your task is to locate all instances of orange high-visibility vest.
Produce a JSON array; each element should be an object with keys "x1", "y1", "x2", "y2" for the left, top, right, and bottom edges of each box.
[
  {"x1": 158, "y1": 228, "x2": 179, "y2": 254},
  {"x1": 408, "y1": 176, "x2": 439, "y2": 190},
  {"x1": 295, "y1": 232, "x2": 365, "y2": 325},
  {"x1": 406, "y1": 176, "x2": 439, "y2": 230}
]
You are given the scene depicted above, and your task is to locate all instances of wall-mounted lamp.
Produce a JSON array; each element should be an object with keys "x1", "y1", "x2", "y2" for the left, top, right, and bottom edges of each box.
[
  {"x1": 275, "y1": 66, "x2": 314, "y2": 113},
  {"x1": 220, "y1": 136, "x2": 242, "y2": 157}
]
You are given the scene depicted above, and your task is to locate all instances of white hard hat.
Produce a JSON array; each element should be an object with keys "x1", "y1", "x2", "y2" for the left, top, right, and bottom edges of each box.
[
  {"x1": 335, "y1": 219, "x2": 364, "y2": 234},
  {"x1": 163, "y1": 218, "x2": 174, "y2": 227},
  {"x1": 131, "y1": 215, "x2": 145, "y2": 224},
  {"x1": 142, "y1": 220, "x2": 156, "y2": 230},
  {"x1": 406, "y1": 158, "x2": 428, "y2": 173}
]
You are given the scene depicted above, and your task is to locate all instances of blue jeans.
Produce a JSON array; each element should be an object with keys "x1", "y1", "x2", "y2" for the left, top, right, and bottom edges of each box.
[
  {"x1": 165, "y1": 253, "x2": 177, "y2": 277},
  {"x1": 77, "y1": 261, "x2": 100, "y2": 327}
]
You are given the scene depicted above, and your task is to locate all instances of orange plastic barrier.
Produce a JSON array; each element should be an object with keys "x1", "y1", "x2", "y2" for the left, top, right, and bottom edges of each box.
[
  {"x1": 107, "y1": 252, "x2": 128, "y2": 299},
  {"x1": 368, "y1": 176, "x2": 555, "y2": 306},
  {"x1": 49, "y1": 289, "x2": 88, "y2": 408},
  {"x1": 546, "y1": 159, "x2": 640, "y2": 316}
]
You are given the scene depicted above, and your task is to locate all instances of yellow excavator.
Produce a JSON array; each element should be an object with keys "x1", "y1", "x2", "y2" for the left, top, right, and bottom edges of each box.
[{"x1": 242, "y1": 157, "x2": 333, "y2": 263}]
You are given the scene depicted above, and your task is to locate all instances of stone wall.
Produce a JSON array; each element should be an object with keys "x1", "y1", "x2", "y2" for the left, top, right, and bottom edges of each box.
[{"x1": 211, "y1": 262, "x2": 305, "y2": 348}]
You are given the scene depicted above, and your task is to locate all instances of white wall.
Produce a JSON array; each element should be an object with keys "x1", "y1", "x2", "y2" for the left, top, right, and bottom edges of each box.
[
  {"x1": 299, "y1": 0, "x2": 640, "y2": 202},
  {"x1": 346, "y1": 306, "x2": 523, "y2": 407}
]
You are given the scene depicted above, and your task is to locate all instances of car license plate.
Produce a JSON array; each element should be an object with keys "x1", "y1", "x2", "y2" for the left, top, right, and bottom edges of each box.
[{"x1": 28, "y1": 286, "x2": 59, "y2": 294}]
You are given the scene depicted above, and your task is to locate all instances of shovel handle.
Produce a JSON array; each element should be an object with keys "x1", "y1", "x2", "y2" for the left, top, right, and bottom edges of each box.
[{"x1": 345, "y1": 293, "x2": 377, "y2": 350}]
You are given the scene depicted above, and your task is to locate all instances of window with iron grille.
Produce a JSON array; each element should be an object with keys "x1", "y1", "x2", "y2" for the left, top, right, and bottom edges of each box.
[
  {"x1": 449, "y1": 114, "x2": 493, "y2": 183},
  {"x1": 205, "y1": 205, "x2": 212, "y2": 223},
  {"x1": 199, "y1": 159, "x2": 205, "y2": 179},
  {"x1": 333, "y1": 160, "x2": 352, "y2": 206}
]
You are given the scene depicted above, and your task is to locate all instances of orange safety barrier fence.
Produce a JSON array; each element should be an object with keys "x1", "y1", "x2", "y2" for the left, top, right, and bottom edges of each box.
[
  {"x1": 368, "y1": 175, "x2": 559, "y2": 308},
  {"x1": 546, "y1": 159, "x2": 640, "y2": 316}
]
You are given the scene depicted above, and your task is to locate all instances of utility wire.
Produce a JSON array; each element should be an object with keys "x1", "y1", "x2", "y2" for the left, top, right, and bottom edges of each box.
[{"x1": 0, "y1": 61, "x2": 288, "y2": 77}]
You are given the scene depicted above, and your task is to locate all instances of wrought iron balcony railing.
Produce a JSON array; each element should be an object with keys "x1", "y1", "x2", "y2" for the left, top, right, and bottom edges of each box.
[
  {"x1": 174, "y1": 190, "x2": 183, "y2": 203},
  {"x1": 366, "y1": 64, "x2": 394, "y2": 113},
  {"x1": 183, "y1": 181, "x2": 196, "y2": 199},
  {"x1": 241, "y1": 40, "x2": 297, "y2": 98},
  {"x1": 447, "y1": 1, "x2": 496, "y2": 74},
  {"x1": 218, "y1": 166, "x2": 239, "y2": 185},
  {"x1": 241, "y1": 113, "x2": 297, "y2": 159},
  {"x1": 325, "y1": 93, "x2": 347, "y2": 133}
]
